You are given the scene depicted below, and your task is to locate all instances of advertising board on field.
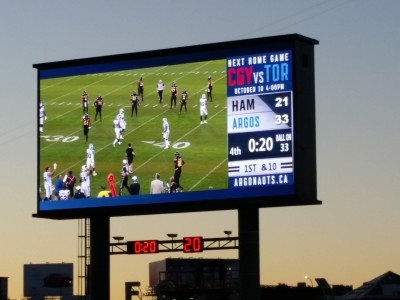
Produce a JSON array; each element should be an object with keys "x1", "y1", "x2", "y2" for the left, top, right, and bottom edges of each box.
[{"x1": 34, "y1": 34, "x2": 320, "y2": 219}]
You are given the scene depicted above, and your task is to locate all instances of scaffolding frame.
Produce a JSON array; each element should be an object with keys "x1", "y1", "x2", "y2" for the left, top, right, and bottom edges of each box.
[{"x1": 78, "y1": 218, "x2": 90, "y2": 299}]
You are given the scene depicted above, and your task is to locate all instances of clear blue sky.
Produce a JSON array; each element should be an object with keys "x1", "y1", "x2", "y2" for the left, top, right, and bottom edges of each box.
[{"x1": 0, "y1": 1, "x2": 399, "y2": 299}]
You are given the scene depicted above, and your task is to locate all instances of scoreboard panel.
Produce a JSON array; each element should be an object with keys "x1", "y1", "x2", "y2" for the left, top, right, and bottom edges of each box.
[
  {"x1": 34, "y1": 34, "x2": 319, "y2": 219},
  {"x1": 227, "y1": 51, "x2": 293, "y2": 190}
]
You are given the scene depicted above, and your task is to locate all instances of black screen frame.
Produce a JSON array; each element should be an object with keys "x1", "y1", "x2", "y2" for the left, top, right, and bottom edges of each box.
[{"x1": 34, "y1": 33, "x2": 320, "y2": 220}]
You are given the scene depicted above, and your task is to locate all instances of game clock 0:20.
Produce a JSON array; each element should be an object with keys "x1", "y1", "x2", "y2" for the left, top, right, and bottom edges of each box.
[
  {"x1": 127, "y1": 240, "x2": 159, "y2": 254},
  {"x1": 248, "y1": 137, "x2": 273, "y2": 153},
  {"x1": 247, "y1": 136, "x2": 291, "y2": 153}
]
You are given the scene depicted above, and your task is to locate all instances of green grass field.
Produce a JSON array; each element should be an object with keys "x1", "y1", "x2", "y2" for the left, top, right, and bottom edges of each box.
[{"x1": 39, "y1": 59, "x2": 228, "y2": 198}]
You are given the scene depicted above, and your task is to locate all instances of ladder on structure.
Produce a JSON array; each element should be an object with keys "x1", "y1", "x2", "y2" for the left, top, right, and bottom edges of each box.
[{"x1": 78, "y1": 218, "x2": 90, "y2": 299}]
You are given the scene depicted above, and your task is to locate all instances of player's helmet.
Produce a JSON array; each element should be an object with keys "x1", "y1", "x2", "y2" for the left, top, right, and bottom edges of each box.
[
  {"x1": 119, "y1": 108, "x2": 124, "y2": 114},
  {"x1": 159, "y1": 80, "x2": 162, "y2": 83},
  {"x1": 89, "y1": 144, "x2": 94, "y2": 150},
  {"x1": 162, "y1": 117, "x2": 167, "y2": 122},
  {"x1": 202, "y1": 94, "x2": 206, "y2": 98},
  {"x1": 175, "y1": 151, "x2": 179, "y2": 156},
  {"x1": 81, "y1": 165, "x2": 87, "y2": 172},
  {"x1": 208, "y1": 76, "x2": 211, "y2": 79},
  {"x1": 122, "y1": 159, "x2": 128, "y2": 164}
]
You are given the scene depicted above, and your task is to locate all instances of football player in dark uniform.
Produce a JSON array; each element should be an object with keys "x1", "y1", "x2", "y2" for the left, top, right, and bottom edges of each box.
[
  {"x1": 173, "y1": 151, "x2": 185, "y2": 191},
  {"x1": 125, "y1": 143, "x2": 135, "y2": 173},
  {"x1": 94, "y1": 96, "x2": 103, "y2": 122},
  {"x1": 130, "y1": 91, "x2": 139, "y2": 117},
  {"x1": 82, "y1": 114, "x2": 91, "y2": 143},
  {"x1": 137, "y1": 77, "x2": 144, "y2": 101},
  {"x1": 82, "y1": 90, "x2": 89, "y2": 114},
  {"x1": 170, "y1": 82, "x2": 178, "y2": 108},
  {"x1": 207, "y1": 76, "x2": 213, "y2": 102},
  {"x1": 64, "y1": 170, "x2": 76, "y2": 197},
  {"x1": 119, "y1": 159, "x2": 130, "y2": 196},
  {"x1": 180, "y1": 89, "x2": 188, "y2": 113}
]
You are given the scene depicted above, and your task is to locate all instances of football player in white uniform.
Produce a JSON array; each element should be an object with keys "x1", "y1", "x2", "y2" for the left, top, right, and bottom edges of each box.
[
  {"x1": 86, "y1": 144, "x2": 97, "y2": 176},
  {"x1": 112, "y1": 119, "x2": 123, "y2": 147},
  {"x1": 116, "y1": 108, "x2": 126, "y2": 139},
  {"x1": 43, "y1": 163, "x2": 57, "y2": 200},
  {"x1": 199, "y1": 94, "x2": 208, "y2": 124},
  {"x1": 157, "y1": 80, "x2": 165, "y2": 103},
  {"x1": 39, "y1": 102, "x2": 47, "y2": 132},
  {"x1": 162, "y1": 117, "x2": 170, "y2": 149},
  {"x1": 80, "y1": 165, "x2": 92, "y2": 198}
]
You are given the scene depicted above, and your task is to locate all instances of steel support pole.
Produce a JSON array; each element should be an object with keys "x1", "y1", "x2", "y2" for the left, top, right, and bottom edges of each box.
[
  {"x1": 89, "y1": 215, "x2": 110, "y2": 300},
  {"x1": 238, "y1": 206, "x2": 260, "y2": 300}
]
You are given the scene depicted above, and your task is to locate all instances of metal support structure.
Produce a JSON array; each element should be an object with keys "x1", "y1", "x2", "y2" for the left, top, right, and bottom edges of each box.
[
  {"x1": 238, "y1": 206, "x2": 260, "y2": 300},
  {"x1": 85, "y1": 210, "x2": 260, "y2": 300},
  {"x1": 109, "y1": 236, "x2": 239, "y2": 254},
  {"x1": 88, "y1": 215, "x2": 110, "y2": 300},
  {"x1": 78, "y1": 218, "x2": 90, "y2": 299}
]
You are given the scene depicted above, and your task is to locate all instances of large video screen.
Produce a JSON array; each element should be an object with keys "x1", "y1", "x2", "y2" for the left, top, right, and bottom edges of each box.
[{"x1": 35, "y1": 34, "x2": 319, "y2": 219}]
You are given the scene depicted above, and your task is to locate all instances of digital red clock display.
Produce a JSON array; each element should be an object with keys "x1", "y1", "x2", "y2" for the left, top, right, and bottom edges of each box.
[
  {"x1": 126, "y1": 237, "x2": 204, "y2": 254},
  {"x1": 127, "y1": 240, "x2": 159, "y2": 254},
  {"x1": 183, "y1": 236, "x2": 204, "y2": 253}
]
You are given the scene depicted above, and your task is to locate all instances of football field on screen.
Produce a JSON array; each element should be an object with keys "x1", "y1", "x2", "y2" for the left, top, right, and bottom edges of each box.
[{"x1": 39, "y1": 59, "x2": 228, "y2": 198}]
